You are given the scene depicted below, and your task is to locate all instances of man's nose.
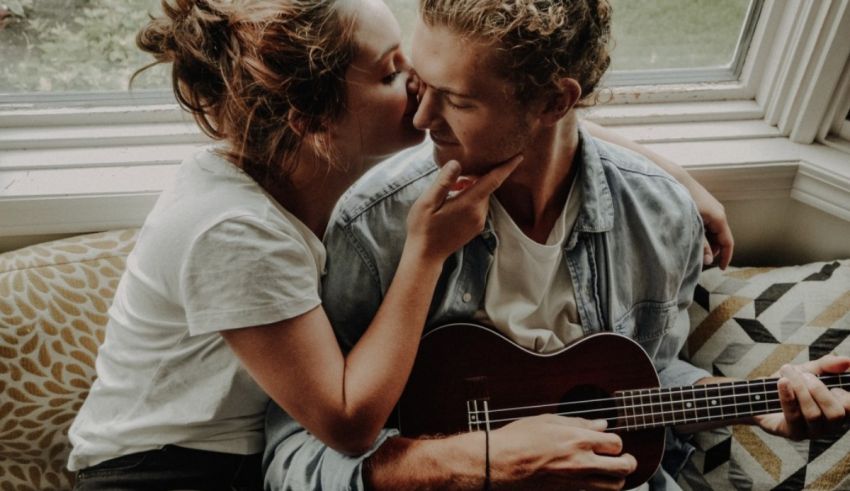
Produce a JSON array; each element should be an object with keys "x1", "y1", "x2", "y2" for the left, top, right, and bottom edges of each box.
[{"x1": 412, "y1": 86, "x2": 437, "y2": 131}]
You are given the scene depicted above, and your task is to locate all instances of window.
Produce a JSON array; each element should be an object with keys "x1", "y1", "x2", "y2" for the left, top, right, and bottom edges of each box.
[
  {"x1": 2, "y1": 0, "x2": 760, "y2": 103},
  {"x1": 385, "y1": 0, "x2": 762, "y2": 86},
  {"x1": 2, "y1": 0, "x2": 848, "y2": 248},
  {"x1": 607, "y1": 0, "x2": 761, "y2": 86},
  {"x1": 0, "y1": 0, "x2": 170, "y2": 104}
]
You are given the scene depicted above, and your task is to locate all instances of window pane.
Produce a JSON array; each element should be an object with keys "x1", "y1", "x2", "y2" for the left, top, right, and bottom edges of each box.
[
  {"x1": 609, "y1": 0, "x2": 753, "y2": 71},
  {"x1": 2, "y1": 0, "x2": 755, "y2": 97},
  {"x1": 386, "y1": 0, "x2": 756, "y2": 83},
  {"x1": 0, "y1": 0, "x2": 169, "y2": 94}
]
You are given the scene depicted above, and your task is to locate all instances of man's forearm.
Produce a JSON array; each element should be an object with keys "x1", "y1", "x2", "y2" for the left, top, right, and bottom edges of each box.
[{"x1": 364, "y1": 433, "x2": 487, "y2": 490}]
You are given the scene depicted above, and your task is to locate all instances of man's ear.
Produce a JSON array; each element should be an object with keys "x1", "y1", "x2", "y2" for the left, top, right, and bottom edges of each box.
[{"x1": 539, "y1": 78, "x2": 581, "y2": 126}]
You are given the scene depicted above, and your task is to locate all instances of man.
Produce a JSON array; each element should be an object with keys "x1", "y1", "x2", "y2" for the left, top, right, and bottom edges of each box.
[{"x1": 264, "y1": 0, "x2": 850, "y2": 489}]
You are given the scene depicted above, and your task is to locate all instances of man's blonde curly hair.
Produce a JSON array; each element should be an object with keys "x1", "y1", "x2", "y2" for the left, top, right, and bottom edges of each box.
[{"x1": 420, "y1": 0, "x2": 612, "y2": 107}]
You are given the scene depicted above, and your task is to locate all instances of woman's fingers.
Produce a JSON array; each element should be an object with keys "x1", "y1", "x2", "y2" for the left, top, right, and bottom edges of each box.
[
  {"x1": 419, "y1": 160, "x2": 463, "y2": 208},
  {"x1": 461, "y1": 154, "x2": 523, "y2": 202}
]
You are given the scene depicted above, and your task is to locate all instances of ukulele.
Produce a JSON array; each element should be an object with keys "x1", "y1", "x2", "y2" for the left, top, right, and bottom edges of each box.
[{"x1": 397, "y1": 322, "x2": 850, "y2": 488}]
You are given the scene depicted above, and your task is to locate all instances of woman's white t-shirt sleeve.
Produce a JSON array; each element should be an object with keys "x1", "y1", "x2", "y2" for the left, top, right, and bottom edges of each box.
[{"x1": 181, "y1": 216, "x2": 322, "y2": 336}]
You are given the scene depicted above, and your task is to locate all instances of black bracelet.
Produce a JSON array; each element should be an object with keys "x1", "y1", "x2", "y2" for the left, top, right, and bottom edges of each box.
[{"x1": 484, "y1": 426, "x2": 491, "y2": 491}]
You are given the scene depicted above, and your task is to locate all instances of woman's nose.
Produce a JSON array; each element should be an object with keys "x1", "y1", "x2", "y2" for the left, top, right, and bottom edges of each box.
[{"x1": 406, "y1": 69, "x2": 421, "y2": 98}]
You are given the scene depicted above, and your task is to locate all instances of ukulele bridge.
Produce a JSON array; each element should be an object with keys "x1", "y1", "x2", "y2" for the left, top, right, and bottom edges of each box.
[{"x1": 466, "y1": 399, "x2": 492, "y2": 432}]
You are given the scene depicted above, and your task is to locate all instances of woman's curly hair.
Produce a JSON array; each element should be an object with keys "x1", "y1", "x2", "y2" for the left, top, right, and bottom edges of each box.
[
  {"x1": 133, "y1": 0, "x2": 357, "y2": 188},
  {"x1": 420, "y1": 0, "x2": 612, "y2": 107}
]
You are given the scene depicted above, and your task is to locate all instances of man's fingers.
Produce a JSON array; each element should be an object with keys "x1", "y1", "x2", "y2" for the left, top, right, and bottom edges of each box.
[
  {"x1": 809, "y1": 355, "x2": 850, "y2": 376},
  {"x1": 831, "y1": 388, "x2": 850, "y2": 412},
  {"x1": 549, "y1": 416, "x2": 608, "y2": 431},
  {"x1": 804, "y1": 373, "x2": 846, "y2": 426},
  {"x1": 777, "y1": 375, "x2": 805, "y2": 439},
  {"x1": 586, "y1": 453, "x2": 638, "y2": 477},
  {"x1": 589, "y1": 431, "x2": 624, "y2": 456},
  {"x1": 783, "y1": 365, "x2": 824, "y2": 437}
]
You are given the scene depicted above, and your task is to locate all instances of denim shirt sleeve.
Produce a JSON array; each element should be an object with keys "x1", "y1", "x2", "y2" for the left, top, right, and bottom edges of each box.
[
  {"x1": 264, "y1": 404, "x2": 398, "y2": 491},
  {"x1": 654, "y1": 200, "x2": 711, "y2": 389},
  {"x1": 263, "y1": 220, "x2": 388, "y2": 491}
]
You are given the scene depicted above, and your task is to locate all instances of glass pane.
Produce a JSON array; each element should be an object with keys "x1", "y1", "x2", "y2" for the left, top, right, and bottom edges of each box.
[
  {"x1": 609, "y1": 0, "x2": 752, "y2": 71},
  {"x1": 386, "y1": 0, "x2": 753, "y2": 73},
  {"x1": 0, "y1": 0, "x2": 169, "y2": 94},
  {"x1": 1, "y1": 0, "x2": 754, "y2": 96}
]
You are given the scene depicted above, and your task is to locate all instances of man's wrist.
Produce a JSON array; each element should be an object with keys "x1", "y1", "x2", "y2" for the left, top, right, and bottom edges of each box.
[{"x1": 364, "y1": 433, "x2": 488, "y2": 490}]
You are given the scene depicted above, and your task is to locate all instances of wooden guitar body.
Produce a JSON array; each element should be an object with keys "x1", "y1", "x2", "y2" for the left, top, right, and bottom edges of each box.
[{"x1": 397, "y1": 323, "x2": 665, "y2": 488}]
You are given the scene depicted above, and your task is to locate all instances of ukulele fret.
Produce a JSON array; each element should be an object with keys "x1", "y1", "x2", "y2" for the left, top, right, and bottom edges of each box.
[
  {"x1": 649, "y1": 389, "x2": 661, "y2": 427},
  {"x1": 638, "y1": 389, "x2": 649, "y2": 428},
  {"x1": 686, "y1": 386, "x2": 697, "y2": 424},
  {"x1": 629, "y1": 390, "x2": 638, "y2": 430},
  {"x1": 695, "y1": 385, "x2": 710, "y2": 422},
  {"x1": 758, "y1": 379, "x2": 770, "y2": 414}
]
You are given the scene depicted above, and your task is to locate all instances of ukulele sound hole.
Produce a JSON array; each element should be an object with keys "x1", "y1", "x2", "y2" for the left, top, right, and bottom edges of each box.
[{"x1": 559, "y1": 384, "x2": 618, "y2": 429}]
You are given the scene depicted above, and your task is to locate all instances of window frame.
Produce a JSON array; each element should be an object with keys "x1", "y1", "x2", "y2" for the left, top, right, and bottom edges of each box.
[
  {"x1": 604, "y1": 0, "x2": 764, "y2": 88},
  {"x1": 2, "y1": 0, "x2": 849, "y2": 247}
]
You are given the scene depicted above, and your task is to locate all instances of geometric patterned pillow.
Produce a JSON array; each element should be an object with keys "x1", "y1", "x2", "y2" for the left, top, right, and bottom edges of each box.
[
  {"x1": 0, "y1": 229, "x2": 138, "y2": 491},
  {"x1": 679, "y1": 260, "x2": 850, "y2": 491}
]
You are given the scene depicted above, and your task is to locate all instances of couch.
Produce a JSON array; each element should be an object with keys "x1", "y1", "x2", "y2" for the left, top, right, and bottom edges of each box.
[{"x1": 0, "y1": 229, "x2": 848, "y2": 490}]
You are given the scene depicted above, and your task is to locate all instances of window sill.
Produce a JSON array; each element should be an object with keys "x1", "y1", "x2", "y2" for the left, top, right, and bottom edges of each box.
[{"x1": 1, "y1": 100, "x2": 849, "y2": 244}]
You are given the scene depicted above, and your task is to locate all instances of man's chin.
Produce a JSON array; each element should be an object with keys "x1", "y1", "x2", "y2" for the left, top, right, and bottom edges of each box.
[{"x1": 432, "y1": 150, "x2": 491, "y2": 177}]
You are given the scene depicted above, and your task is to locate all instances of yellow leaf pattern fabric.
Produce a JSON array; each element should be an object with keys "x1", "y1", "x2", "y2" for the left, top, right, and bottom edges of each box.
[{"x1": 0, "y1": 229, "x2": 138, "y2": 490}]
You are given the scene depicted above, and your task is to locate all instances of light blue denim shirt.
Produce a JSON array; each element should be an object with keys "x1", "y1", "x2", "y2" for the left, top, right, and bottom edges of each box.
[{"x1": 264, "y1": 127, "x2": 712, "y2": 490}]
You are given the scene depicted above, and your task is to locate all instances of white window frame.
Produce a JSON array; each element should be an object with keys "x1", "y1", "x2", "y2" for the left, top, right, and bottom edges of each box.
[{"x1": 1, "y1": 0, "x2": 849, "y2": 246}]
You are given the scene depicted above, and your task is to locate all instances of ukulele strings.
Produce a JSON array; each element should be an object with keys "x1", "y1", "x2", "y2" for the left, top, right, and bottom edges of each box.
[{"x1": 467, "y1": 375, "x2": 847, "y2": 428}]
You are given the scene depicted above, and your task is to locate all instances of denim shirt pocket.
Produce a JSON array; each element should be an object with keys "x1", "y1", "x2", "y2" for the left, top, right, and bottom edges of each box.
[{"x1": 612, "y1": 299, "x2": 678, "y2": 346}]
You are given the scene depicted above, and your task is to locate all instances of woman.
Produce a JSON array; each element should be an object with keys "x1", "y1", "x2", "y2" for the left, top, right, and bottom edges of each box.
[
  {"x1": 68, "y1": 0, "x2": 732, "y2": 489},
  {"x1": 68, "y1": 0, "x2": 517, "y2": 489}
]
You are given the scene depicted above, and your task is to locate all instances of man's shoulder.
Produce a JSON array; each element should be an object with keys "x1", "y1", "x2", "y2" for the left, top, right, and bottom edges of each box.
[
  {"x1": 593, "y1": 137, "x2": 673, "y2": 183},
  {"x1": 591, "y1": 137, "x2": 694, "y2": 209},
  {"x1": 333, "y1": 141, "x2": 437, "y2": 226}
]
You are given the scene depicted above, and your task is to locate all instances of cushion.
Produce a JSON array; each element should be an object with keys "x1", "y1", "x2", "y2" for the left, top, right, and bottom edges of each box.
[
  {"x1": 680, "y1": 260, "x2": 850, "y2": 490},
  {"x1": 0, "y1": 229, "x2": 138, "y2": 491}
]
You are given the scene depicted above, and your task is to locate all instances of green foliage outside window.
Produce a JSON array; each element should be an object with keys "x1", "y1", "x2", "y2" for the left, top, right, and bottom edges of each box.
[
  {"x1": 1, "y1": 0, "x2": 167, "y2": 93},
  {"x1": 1, "y1": 0, "x2": 751, "y2": 95}
]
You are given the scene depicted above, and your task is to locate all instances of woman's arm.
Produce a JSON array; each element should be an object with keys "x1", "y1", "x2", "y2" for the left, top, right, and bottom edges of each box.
[
  {"x1": 223, "y1": 158, "x2": 519, "y2": 456},
  {"x1": 584, "y1": 120, "x2": 734, "y2": 269}
]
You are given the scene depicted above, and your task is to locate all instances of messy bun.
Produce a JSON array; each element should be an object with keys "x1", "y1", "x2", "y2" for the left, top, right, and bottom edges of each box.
[{"x1": 133, "y1": 0, "x2": 357, "y2": 188}]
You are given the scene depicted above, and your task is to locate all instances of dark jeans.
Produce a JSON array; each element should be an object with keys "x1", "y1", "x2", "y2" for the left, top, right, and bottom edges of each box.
[{"x1": 74, "y1": 445, "x2": 263, "y2": 491}]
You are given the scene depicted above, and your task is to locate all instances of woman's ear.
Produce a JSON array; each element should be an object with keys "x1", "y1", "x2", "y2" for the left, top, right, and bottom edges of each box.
[{"x1": 540, "y1": 78, "x2": 581, "y2": 126}]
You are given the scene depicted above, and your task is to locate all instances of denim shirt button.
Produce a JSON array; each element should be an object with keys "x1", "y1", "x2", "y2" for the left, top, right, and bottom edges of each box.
[{"x1": 462, "y1": 292, "x2": 472, "y2": 303}]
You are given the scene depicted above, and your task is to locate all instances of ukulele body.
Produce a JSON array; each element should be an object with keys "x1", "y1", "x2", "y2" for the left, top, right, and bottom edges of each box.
[{"x1": 397, "y1": 323, "x2": 665, "y2": 489}]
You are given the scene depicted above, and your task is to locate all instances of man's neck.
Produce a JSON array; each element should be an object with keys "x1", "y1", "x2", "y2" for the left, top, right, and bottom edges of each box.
[{"x1": 494, "y1": 112, "x2": 580, "y2": 243}]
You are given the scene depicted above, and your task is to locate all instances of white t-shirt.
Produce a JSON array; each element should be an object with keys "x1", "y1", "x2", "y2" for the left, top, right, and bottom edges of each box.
[
  {"x1": 67, "y1": 147, "x2": 326, "y2": 470},
  {"x1": 480, "y1": 177, "x2": 652, "y2": 491},
  {"x1": 476, "y1": 177, "x2": 584, "y2": 353}
]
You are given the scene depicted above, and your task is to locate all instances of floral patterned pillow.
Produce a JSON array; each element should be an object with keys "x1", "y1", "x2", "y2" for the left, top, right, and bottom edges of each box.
[{"x1": 0, "y1": 229, "x2": 138, "y2": 491}]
